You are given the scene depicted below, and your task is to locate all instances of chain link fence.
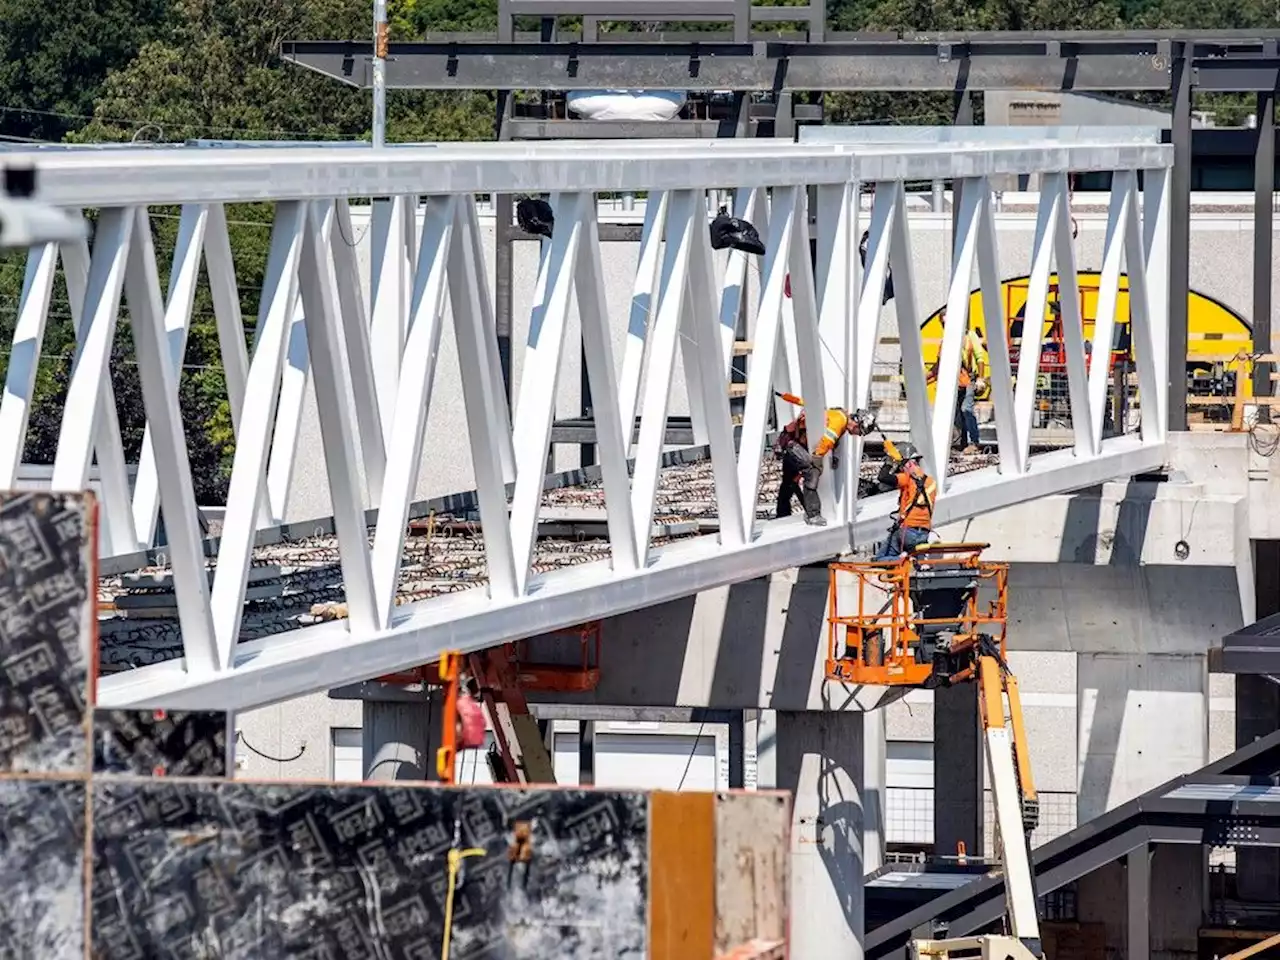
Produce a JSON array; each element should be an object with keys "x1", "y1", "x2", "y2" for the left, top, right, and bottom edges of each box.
[
  {"x1": 884, "y1": 786, "x2": 1078, "y2": 854},
  {"x1": 868, "y1": 335, "x2": 1142, "y2": 450}
]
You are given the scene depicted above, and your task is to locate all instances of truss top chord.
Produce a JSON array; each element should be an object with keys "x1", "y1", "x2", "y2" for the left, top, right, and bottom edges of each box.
[{"x1": 15, "y1": 140, "x2": 1172, "y2": 208}]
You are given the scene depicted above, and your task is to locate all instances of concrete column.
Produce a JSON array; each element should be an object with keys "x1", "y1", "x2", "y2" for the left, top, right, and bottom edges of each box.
[
  {"x1": 728, "y1": 710, "x2": 745, "y2": 789},
  {"x1": 1077, "y1": 653, "x2": 1207, "y2": 823},
  {"x1": 743, "y1": 708, "x2": 761, "y2": 789},
  {"x1": 776, "y1": 710, "x2": 864, "y2": 960},
  {"x1": 579, "y1": 720, "x2": 595, "y2": 786},
  {"x1": 756, "y1": 708, "x2": 778, "y2": 790},
  {"x1": 362, "y1": 697, "x2": 444, "y2": 782},
  {"x1": 1126, "y1": 845, "x2": 1150, "y2": 960},
  {"x1": 863, "y1": 706, "x2": 887, "y2": 874},
  {"x1": 934, "y1": 684, "x2": 984, "y2": 857}
]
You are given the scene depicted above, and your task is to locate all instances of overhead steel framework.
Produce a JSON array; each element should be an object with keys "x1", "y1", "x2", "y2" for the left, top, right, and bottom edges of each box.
[
  {"x1": 12, "y1": 138, "x2": 1170, "y2": 711},
  {"x1": 284, "y1": 26, "x2": 1280, "y2": 430},
  {"x1": 867, "y1": 726, "x2": 1280, "y2": 960}
]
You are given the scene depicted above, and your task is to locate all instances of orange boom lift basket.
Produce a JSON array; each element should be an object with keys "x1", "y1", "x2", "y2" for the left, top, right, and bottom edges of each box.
[{"x1": 825, "y1": 543, "x2": 1009, "y2": 687}]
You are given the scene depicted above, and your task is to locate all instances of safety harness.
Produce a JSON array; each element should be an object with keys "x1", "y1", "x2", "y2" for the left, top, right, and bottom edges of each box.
[
  {"x1": 906, "y1": 471, "x2": 935, "y2": 520},
  {"x1": 886, "y1": 467, "x2": 935, "y2": 555}
]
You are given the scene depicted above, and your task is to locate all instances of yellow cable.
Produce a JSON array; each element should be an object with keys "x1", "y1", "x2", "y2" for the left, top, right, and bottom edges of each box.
[{"x1": 441, "y1": 846, "x2": 487, "y2": 960}]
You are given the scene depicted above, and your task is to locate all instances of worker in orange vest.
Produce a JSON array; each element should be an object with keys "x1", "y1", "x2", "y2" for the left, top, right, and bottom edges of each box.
[
  {"x1": 772, "y1": 392, "x2": 866, "y2": 526},
  {"x1": 872, "y1": 442, "x2": 938, "y2": 561}
]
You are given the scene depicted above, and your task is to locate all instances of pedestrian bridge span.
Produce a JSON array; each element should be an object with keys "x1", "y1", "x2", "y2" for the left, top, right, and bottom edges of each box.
[{"x1": 5, "y1": 138, "x2": 1171, "y2": 711}]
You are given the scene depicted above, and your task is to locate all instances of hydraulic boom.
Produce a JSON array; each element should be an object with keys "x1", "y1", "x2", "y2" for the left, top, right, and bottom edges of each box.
[{"x1": 826, "y1": 544, "x2": 1042, "y2": 959}]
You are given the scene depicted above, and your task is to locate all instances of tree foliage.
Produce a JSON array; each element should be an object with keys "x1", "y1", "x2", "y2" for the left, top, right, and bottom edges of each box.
[
  {"x1": 0, "y1": 0, "x2": 173, "y2": 143},
  {"x1": 0, "y1": 0, "x2": 1277, "y2": 503}
]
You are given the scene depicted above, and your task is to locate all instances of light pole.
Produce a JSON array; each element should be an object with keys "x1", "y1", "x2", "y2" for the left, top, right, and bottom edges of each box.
[{"x1": 372, "y1": 0, "x2": 388, "y2": 147}]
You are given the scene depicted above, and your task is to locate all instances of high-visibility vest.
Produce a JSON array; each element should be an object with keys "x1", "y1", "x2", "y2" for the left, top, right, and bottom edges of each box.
[
  {"x1": 814, "y1": 408, "x2": 850, "y2": 458},
  {"x1": 778, "y1": 393, "x2": 848, "y2": 459},
  {"x1": 962, "y1": 330, "x2": 990, "y2": 399},
  {"x1": 962, "y1": 330, "x2": 989, "y2": 378}
]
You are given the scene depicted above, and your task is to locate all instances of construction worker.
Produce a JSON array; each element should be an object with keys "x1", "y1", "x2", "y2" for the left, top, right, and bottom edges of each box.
[
  {"x1": 957, "y1": 325, "x2": 990, "y2": 453},
  {"x1": 873, "y1": 443, "x2": 937, "y2": 561},
  {"x1": 773, "y1": 392, "x2": 864, "y2": 527},
  {"x1": 772, "y1": 411, "x2": 808, "y2": 519}
]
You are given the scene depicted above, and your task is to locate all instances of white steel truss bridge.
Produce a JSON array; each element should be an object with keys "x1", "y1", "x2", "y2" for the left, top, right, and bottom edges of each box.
[{"x1": 5, "y1": 137, "x2": 1172, "y2": 711}]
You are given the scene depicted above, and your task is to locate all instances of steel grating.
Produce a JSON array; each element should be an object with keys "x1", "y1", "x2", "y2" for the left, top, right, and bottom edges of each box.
[{"x1": 1, "y1": 139, "x2": 1171, "y2": 711}]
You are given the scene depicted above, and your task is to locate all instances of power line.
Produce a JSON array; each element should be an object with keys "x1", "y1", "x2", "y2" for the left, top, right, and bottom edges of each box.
[{"x1": 0, "y1": 103, "x2": 351, "y2": 141}]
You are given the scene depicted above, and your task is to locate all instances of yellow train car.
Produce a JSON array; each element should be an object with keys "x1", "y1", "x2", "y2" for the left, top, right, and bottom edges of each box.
[{"x1": 918, "y1": 271, "x2": 1254, "y2": 405}]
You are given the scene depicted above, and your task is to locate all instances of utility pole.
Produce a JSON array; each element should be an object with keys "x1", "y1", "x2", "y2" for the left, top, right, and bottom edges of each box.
[{"x1": 372, "y1": 0, "x2": 388, "y2": 147}]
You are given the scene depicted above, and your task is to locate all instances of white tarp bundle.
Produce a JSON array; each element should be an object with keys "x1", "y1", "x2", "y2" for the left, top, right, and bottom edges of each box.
[{"x1": 566, "y1": 89, "x2": 687, "y2": 122}]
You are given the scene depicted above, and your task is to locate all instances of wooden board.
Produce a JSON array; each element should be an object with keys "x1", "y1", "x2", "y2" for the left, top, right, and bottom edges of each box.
[{"x1": 651, "y1": 791, "x2": 716, "y2": 960}]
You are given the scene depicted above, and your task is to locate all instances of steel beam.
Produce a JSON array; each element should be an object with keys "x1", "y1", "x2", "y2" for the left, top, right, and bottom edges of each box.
[
  {"x1": 97, "y1": 438, "x2": 1163, "y2": 711},
  {"x1": 1127, "y1": 845, "x2": 1151, "y2": 960},
  {"x1": 282, "y1": 39, "x2": 1209, "y2": 92},
  {"x1": 23, "y1": 142, "x2": 1173, "y2": 208},
  {"x1": 550, "y1": 416, "x2": 721, "y2": 447},
  {"x1": 35, "y1": 138, "x2": 1170, "y2": 716},
  {"x1": 1255, "y1": 84, "x2": 1276, "y2": 401},
  {"x1": 1194, "y1": 60, "x2": 1280, "y2": 92},
  {"x1": 1168, "y1": 48, "x2": 1192, "y2": 431}
]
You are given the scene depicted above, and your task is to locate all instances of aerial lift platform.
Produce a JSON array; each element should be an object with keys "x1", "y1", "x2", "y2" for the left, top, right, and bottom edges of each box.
[
  {"x1": 826, "y1": 543, "x2": 1043, "y2": 960},
  {"x1": 377, "y1": 622, "x2": 603, "y2": 785}
]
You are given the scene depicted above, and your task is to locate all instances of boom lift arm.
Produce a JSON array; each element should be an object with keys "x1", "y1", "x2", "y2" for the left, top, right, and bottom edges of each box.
[
  {"x1": 974, "y1": 654, "x2": 1040, "y2": 953},
  {"x1": 826, "y1": 545, "x2": 1042, "y2": 960}
]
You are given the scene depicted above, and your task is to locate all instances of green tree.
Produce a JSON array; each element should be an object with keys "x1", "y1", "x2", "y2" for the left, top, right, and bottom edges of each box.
[
  {"x1": 0, "y1": 0, "x2": 173, "y2": 143},
  {"x1": 71, "y1": 0, "x2": 371, "y2": 143},
  {"x1": 392, "y1": 0, "x2": 499, "y2": 34}
]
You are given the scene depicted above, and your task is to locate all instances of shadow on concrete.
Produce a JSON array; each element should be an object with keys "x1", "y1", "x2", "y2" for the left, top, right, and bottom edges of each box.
[
  {"x1": 1057, "y1": 482, "x2": 1157, "y2": 820},
  {"x1": 771, "y1": 568, "x2": 830, "y2": 709},
  {"x1": 815, "y1": 750, "x2": 866, "y2": 940},
  {"x1": 1109, "y1": 482, "x2": 1156, "y2": 567},
  {"x1": 1055, "y1": 482, "x2": 1156, "y2": 565},
  {"x1": 1058, "y1": 487, "x2": 1103, "y2": 563},
  {"x1": 710, "y1": 580, "x2": 771, "y2": 706},
  {"x1": 1075, "y1": 659, "x2": 1123, "y2": 826},
  {"x1": 527, "y1": 566, "x2": 842, "y2": 710}
]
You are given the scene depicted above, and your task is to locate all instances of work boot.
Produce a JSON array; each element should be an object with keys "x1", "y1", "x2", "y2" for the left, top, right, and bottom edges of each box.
[
  {"x1": 962, "y1": 444, "x2": 979, "y2": 455},
  {"x1": 801, "y1": 489, "x2": 824, "y2": 526}
]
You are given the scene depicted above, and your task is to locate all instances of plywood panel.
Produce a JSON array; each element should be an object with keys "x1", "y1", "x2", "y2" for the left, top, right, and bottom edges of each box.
[
  {"x1": 0, "y1": 494, "x2": 792, "y2": 959},
  {"x1": 0, "y1": 492, "x2": 95, "y2": 775},
  {"x1": 715, "y1": 791, "x2": 790, "y2": 952},
  {"x1": 91, "y1": 780, "x2": 649, "y2": 958}
]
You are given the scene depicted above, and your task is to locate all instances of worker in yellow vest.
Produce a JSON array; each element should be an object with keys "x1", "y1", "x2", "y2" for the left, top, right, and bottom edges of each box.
[
  {"x1": 957, "y1": 326, "x2": 990, "y2": 453},
  {"x1": 773, "y1": 392, "x2": 867, "y2": 527}
]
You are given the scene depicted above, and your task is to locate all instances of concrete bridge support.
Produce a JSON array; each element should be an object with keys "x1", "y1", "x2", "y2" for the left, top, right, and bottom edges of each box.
[{"x1": 759, "y1": 710, "x2": 868, "y2": 960}]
